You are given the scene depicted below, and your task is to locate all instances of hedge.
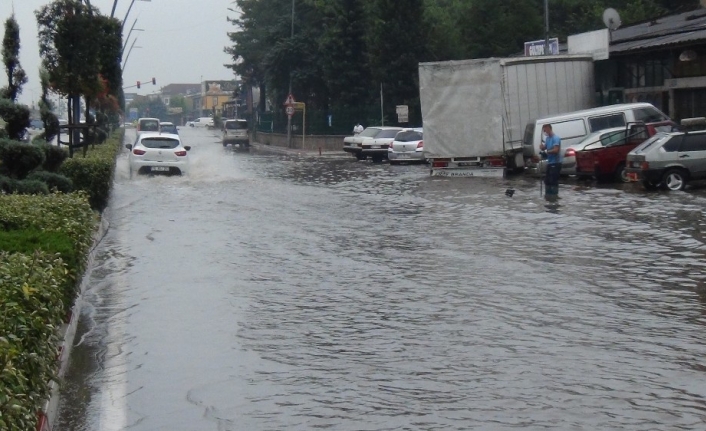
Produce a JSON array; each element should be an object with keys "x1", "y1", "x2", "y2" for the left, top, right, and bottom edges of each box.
[
  {"x1": 59, "y1": 128, "x2": 124, "y2": 211},
  {"x1": 0, "y1": 251, "x2": 68, "y2": 431},
  {"x1": 0, "y1": 192, "x2": 96, "y2": 430}
]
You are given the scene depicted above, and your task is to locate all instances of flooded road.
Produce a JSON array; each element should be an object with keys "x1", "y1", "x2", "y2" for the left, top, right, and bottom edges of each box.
[{"x1": 55, "y1": 127, "x2": 706, "y2": 430}]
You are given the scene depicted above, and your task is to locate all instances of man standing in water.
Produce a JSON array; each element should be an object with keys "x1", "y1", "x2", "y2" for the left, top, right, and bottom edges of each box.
[{"x1": 539, "y1": 124, "x2": 561, "y2": 197}]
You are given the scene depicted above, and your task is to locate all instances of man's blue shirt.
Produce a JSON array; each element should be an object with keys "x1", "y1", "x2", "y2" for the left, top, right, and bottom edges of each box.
[{"x1": 545, "y1": 134, "x2": 561, "y2": 164}]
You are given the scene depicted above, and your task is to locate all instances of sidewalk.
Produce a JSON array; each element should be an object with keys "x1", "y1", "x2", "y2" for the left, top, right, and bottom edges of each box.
[{"x1": 250, "y1": 141, "x2": 344, "y2": 158}]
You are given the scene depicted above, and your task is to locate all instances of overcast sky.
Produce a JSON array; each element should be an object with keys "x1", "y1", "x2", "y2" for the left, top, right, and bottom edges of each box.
[{"x1": 0, "y1": 0, "x2": 239, "y2": 106}]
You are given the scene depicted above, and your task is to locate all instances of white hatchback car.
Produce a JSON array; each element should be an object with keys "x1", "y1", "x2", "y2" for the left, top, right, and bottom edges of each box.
[
  {"x1": 126, "y1": 132, "x2": 191, "y2": 176},
  {"x1": 388, "y1": 128, "x2": 424, "y2": 164}
]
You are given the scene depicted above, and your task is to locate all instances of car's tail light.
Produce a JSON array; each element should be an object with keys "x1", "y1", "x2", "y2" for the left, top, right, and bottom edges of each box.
[
  {"x1": 417, "y1": 141, "x2": 423, "y2": 149},
  {"x1": 486, "y1": 156, "x2": 505, "y2": 167},
  {"x1": 564, "y1": 148, "x2": 576, "y2": 158},
  {"x1": 389, "y1": 143, "x2": 394, "y2": 150},
  {"x1": 432, "y1": 161, "x2": 448, "y2": 168},
  {"x1": 641, "y1": 161, "x2": 649, "y2": 170},
  {"x1": 175, "y1": 150, "x2": 187, "y2": 156},
  {"x1": 133, "y1": 149, "x2": 146, "y2": 155}
]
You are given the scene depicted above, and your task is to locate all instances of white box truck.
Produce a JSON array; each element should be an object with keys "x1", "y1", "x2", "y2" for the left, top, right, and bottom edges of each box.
[{"x1": 419, "y1": 55, "x2": 595, "y2": 176}]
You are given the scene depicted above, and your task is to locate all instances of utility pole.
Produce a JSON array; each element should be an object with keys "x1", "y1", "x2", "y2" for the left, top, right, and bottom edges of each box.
[
  {"x1": 286, "y1": 0, "x2": 295, "y2": 148},
  {"x1": 544, "y1": 0, "x2": 550, "y2": 55}
]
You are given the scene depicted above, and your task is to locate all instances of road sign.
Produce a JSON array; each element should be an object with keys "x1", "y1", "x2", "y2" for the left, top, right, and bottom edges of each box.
[
  {"x1": 286, "y1": 106, "x2": 295, "y2": 116},
  {"x1": 284, "y1": 93, "x2": 295, "y2": 106}
]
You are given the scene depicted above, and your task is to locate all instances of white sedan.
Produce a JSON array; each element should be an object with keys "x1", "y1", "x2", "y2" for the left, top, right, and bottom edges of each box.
[{"x1": 126, "y1": 132, "x2": 191, "y2": 176}]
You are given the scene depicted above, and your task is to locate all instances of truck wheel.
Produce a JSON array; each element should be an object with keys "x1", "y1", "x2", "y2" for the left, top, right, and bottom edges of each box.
[
  {"x1": 662, "y1": 168, "x2": 688, "y2": 191},
  {"x1": 614, "y1": 162, "x2": 629, "y2": 183}
]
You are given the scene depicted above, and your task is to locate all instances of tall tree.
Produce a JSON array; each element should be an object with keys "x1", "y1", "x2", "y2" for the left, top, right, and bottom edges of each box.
[
  {"x1": 364, "y1": 0, "x2": 427, "y2": 112},
  {"x1": 315, "y1": 0, "x2": 372, "y2": 107},
  {"x1": 0, "y1": 15, "x2": 30, "y2": 140}
]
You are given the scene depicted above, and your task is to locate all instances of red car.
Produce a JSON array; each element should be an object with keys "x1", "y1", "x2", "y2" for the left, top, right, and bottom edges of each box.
[{"x1": 575, "y1": 122, "x2": 675, "y2": 182}]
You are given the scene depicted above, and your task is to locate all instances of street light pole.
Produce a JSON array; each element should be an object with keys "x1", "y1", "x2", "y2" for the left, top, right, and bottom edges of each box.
[
  {"x1": 122, "y1": 19, "x2": 144, "y2": 53},
  {"x1": 122, "y1": 38, "x2": 142, "y2": 70},
  {"x1": 121, "y1": 0, "x2": 151, "y2": 31},
  {"x1": 286, "y1": 0, "x2": 295, "y2": 148},
  {"x1": 544, "y1": 0, "x2": 550, "y2": 54}
]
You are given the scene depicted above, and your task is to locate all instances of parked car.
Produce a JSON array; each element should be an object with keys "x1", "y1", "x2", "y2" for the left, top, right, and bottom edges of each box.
[
  {"x1": 524, "y1": 103, "x2": 672, "y2": 172},
  {"x1": 187, "y1": 117, "x2": 214, "y2": 128},
  {"x1": 575, "y1": 122, "x2": 669, "y2": 182},
  {"x1": 343, "y1": 127, "x2": 382, "y2": 160},
  {"x1": 625, "y1": 130, "x2": 706, "y2": 191},
  {"x1": 159, "y1": 121, "x2": 178, "y2": 134},
  {"x1": 125, "y1": 131, "x2": 191, "y2": 176},
  {"x1": 360, "y1": 127, "x2": 403, "y2": 162},
  {"x1": 222, "y1": 119, "x2": 249, "y2": 148},
  {"x1": 388, "y1": 128, "x2": 424, "y2": 164}
]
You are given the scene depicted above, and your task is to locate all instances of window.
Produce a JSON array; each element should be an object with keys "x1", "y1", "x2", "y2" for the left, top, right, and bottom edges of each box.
[
  {"x1": 141, "y1": 137, "x2": 180, "y2": 149},
  {"x1": 375, "y1": 129, "x2": 401, "y2": 139},
  {"x1": 601, "y1": 130, "x2": 627, "y2": 146},
  {"x1": 395, "y1": 130, "x2": 423, "y2": 142},
  {"x1": 359, "y1": 128, "x2": 380, "y2": 138},
  {"x1": 225, "y1": 121, "x2": 248, "y2": 130},
  {"x1": 523, "y1": 123, "x2": 535, "y2": 147},
  {"x1": 633, "y1": 107, "x2": 668, "y2": 123},
  {"x1": 680, "y1": 134, "x2": 706, "y2": 152},
  {"x1": 212, "y1": 96, "x2": 218, "y2": 107},
  {"x1": 661, "y1": 136, "x2": 682, "y2": 152},
  {"x1": 547, "y1": 119, "x2": 587, "y2": 140},
  {"x1": 588, "y1": 114, "x2": 626, "y2": 132}
]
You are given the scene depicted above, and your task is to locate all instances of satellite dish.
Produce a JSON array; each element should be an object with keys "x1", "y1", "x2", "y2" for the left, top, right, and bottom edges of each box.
[
  {"x1": 603, "y1": 8, "x2": 622, "y2": 31},
  {"x1": 680, "y1": 49, "x2": 698, "y2": 62}
]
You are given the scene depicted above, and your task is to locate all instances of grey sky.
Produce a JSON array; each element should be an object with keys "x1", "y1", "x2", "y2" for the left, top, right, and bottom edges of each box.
[{"x1": 0, "y1": 0, "x2": 239, "y2": 106}]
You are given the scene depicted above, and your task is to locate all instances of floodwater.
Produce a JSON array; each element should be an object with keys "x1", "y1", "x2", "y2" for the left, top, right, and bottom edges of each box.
[{"x1": 55, "y1": 127, "x2": 706, "y2": 430}]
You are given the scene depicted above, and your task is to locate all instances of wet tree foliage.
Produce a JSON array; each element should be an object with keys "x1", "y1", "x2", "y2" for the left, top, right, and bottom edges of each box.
[{"x1": 226, "y1": 0, "x2": 697, "y2": 113}]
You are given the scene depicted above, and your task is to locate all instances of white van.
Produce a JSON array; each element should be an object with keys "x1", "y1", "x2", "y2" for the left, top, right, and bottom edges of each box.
[
  {"x1": 522, "y1": 103, "x2": 673, "y2": 168},
  {"x1": 188, "y1": 117, "x2": 214, "y2": 128}
]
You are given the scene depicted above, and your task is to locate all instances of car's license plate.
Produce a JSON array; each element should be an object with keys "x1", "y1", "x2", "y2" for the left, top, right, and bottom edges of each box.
[
  {"x1": 626, "y1": 172, "x2": 638, "y2": 181},
  {"x1": 151, "y1": 166, "x2": 169, "y2": 172},
  {"x1": 398, "y1": 153, "x2": 409, "y2": 158},
  {"x1": 371, "y1": 145, "x2": 380, "y2": 149}
]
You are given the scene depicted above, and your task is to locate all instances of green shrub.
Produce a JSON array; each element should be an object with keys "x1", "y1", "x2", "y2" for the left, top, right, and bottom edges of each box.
[
  {"x1": 26, "y1": 171, "x2": 73, "y2": 193},
  {"x1": 0, "y1": 228, "x2": 80, "y2": 308},
  {"x1": 0, "y1": 193, "x2": 95, "y2": 253},
  {"x1": 38, "y1": 143, "x2": 68, "y2": 172},
  {"x1": 0, "y1": 140, "x2": 45, "y2": 179},
  {"x1": 0, "y1": 174, "x2": 16, "y2": 193},
  {"x1": 13, "y1": 179, "x2": 49, "y2": 195},
  {"x1": 0, "y1": 251, "x2": 67, "y2": 431},
  {"x1": 60, "y1": 129, "x2": 123, "y2": 211}
]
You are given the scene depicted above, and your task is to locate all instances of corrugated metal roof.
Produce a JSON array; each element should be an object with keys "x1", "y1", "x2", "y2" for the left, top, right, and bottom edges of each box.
[
  {"x1": 611, "y1": 28, "x2": 706, "y2": 53},
  {"x1": 609, "y1": 9, "x2": 706, "y2": 53}
]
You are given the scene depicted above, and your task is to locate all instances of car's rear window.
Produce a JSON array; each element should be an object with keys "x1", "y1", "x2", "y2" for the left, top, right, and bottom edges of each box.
[
  {"x1": 375, "y1": 129, "x2": 401, "y2": 139},
  {"x1": 160, "y1": 124, "x2": 177, "y2": 133},
  {"x1": 359, "y1": 127, "x2": 381, "y2": 137},
  {"x1": 396, "y1": 130, "x2": 423, "y2": 142},
  {"x1": 141, "y1": 137, "x2": 180, "y2": 149},
  {"x1": 226, "y1": 121, "x2": 248, "y2": 130},
  {"x1": 139, "y1": 120, "x2": 159, "y2": 131},
  {"x1": 632, "y1": 134, "x2": 670, "y2": 154}
]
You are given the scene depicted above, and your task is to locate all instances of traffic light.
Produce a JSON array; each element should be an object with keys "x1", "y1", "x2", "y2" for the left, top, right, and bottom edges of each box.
[
  {"x1": 137, "y1": 81, "x2": 141, "y2": 89},
  {"x1": 152, "y1": 77, "x2": 156, "y2": 85}
]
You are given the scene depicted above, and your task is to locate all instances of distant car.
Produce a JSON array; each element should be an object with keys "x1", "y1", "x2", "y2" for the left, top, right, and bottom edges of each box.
[
  {"x1": 187, "y1": 117, "x2": 214, "y2": 128},
  {"x1": 222, "y1": 119, "x2": 249, "y2": 148},
  {"x1": 343, "y1": 127, "x2": 382, "y2": 160},
  {"x1": 360, "y1": 127, "x2": 403, "y2": 162},
  {"x1": 388, "y1": 128, "x2": 424, "y2": 164},
  {"x1": 626, "y1": 129, "x2": 706, "y2": 191},
  {"x1": 125, "y1": 131, "x2": 191, "y2": 176},
  {"x1": 159, "y1": 121, "x2": 178, "y2": 134},
  {"x1": 30, "y1": 119, "x2": 44, "y2": 130},
  {"x1": 137, "y1": 117, "x2": 160, "y2": 134}
]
